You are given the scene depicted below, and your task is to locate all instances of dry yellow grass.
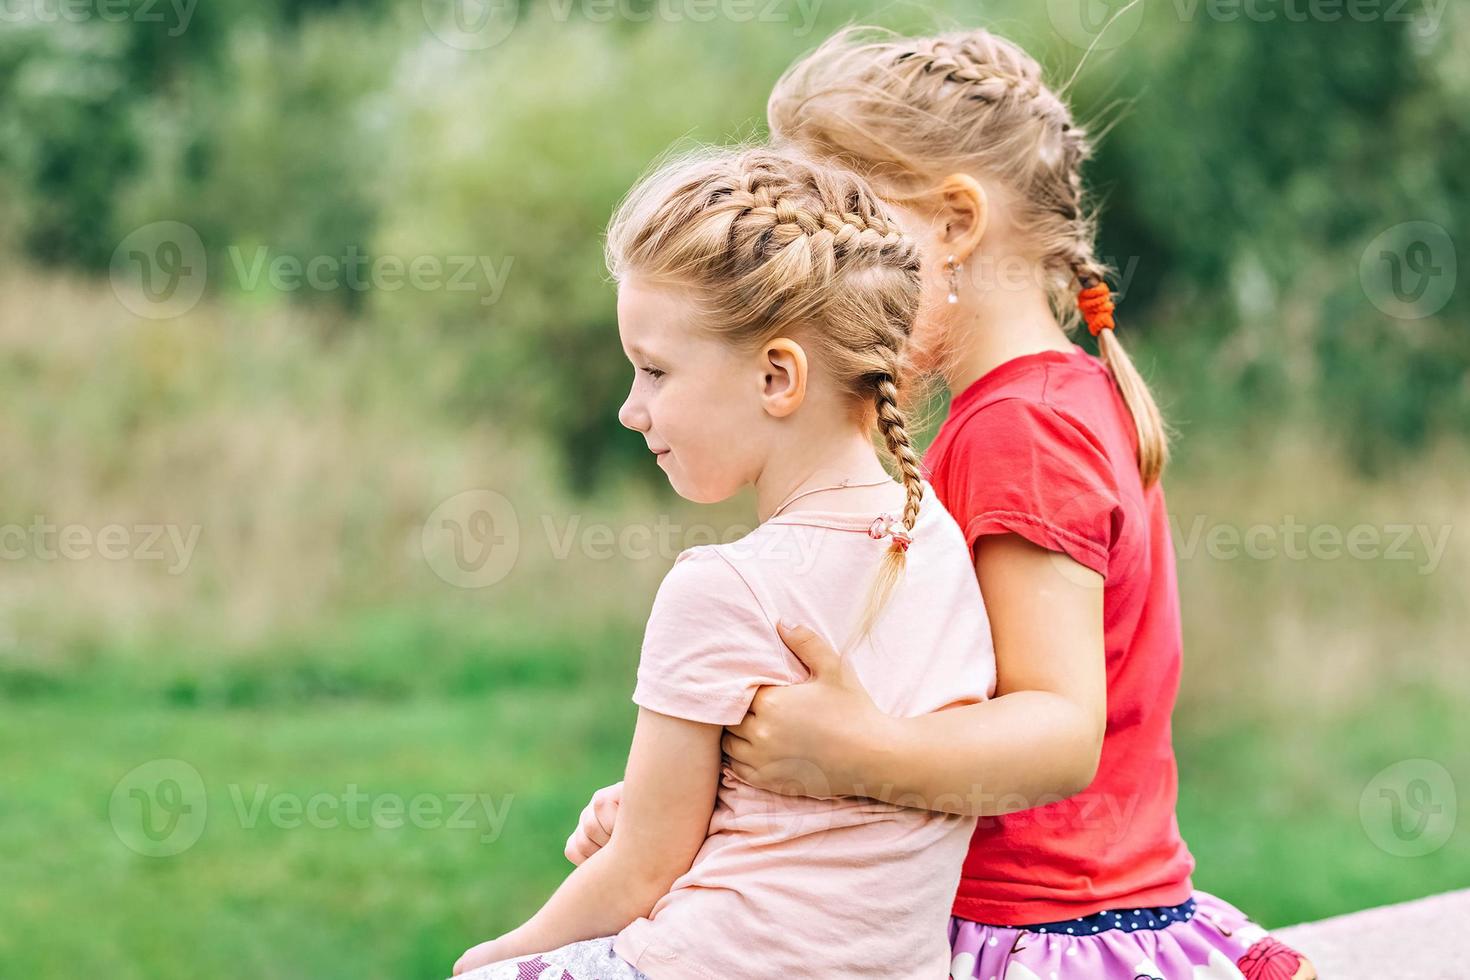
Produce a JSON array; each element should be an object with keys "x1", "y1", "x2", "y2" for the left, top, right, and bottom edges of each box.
[{"x1": 2, "y1": 266, "x2": 1464, "y2": 728}]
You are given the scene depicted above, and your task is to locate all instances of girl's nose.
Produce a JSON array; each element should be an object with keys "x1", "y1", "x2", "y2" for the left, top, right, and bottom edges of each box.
[{"x1": 618, "y1": 391, "x2": 648, "y2": 433}]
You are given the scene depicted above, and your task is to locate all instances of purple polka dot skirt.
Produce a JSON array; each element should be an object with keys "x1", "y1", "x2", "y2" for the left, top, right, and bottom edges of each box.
[{"x1": 948, "y1": 890, "x2": 1310, "y2": 980}]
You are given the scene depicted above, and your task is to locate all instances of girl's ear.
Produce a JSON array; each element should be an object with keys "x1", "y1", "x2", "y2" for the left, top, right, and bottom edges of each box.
[
  {"x1": 937, "y1": 173, "x2": 988, "y2": 263},
  {"x1": 760, "y1": 338, "x2": 808, "y2": 419}
]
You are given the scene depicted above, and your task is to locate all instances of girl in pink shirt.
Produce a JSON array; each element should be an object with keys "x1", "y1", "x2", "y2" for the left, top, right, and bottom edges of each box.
[
  {"x1": 451, "y1": 147, "x2": 996, "y2": 979},
  {"x1": 565, "y1": 24, "x2": 1319, "y2": 980}
]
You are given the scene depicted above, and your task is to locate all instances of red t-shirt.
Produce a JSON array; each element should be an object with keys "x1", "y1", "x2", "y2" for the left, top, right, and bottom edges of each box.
[{"x1": 924, "y1": 345, "x2": 1196, "y2": 926}]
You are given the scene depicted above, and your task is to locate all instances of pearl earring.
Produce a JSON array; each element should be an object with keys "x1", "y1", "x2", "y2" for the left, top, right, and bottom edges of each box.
[{"x1": 945, "y1": 255, "x2": 962, "y2": 304}]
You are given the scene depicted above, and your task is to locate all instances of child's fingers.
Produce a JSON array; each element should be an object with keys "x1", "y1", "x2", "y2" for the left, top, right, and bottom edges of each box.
[
  {"x1": 724, "y1": 756, "x2": 761, "y2": 787},
  {"x1": 590, "y1": 781, "x2": 622, "y2": 836},
  {"x1": 453, "y1": 941, "x2": 497, "y2": 976},
  {"x1": 721, "y1": 728, "x2": 754, "y2": 760},
  {"x1": 563, "y1": 820, "x2": 595, "y2": 864},
  {"x1": 775, "y1": 621, "x2": 841, "y2": 676},
  {"x1": 561, "y1": 811, "x2": 602, "y2": 863},
  {"x1": 591, "y1": 780, "x2": 624, "y2": 801},
  {"x1": 564, "y1": 830, "x2": 595, "y2": 865},
  {"x1": 563, "y1": 781, "x2": 622, "y2": 864}
]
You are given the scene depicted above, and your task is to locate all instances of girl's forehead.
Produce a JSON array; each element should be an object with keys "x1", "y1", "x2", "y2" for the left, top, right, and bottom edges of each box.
[{"x1": 617, "y1": 280, "x2": 706, "y2": 351}]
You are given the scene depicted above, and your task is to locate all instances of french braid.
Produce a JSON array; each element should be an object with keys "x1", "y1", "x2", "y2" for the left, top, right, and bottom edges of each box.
[
  {"x1": 771, "y1": 26, "x2": 1171, "y2": 484},
  {"x1": 607, "y1": 146, "x2": 928, "y2": 641}
]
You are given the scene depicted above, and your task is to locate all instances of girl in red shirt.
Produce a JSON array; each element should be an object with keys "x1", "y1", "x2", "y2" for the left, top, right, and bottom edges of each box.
[{"x1": 568, "y1": 25, "x2": 1316, "y2": 980}]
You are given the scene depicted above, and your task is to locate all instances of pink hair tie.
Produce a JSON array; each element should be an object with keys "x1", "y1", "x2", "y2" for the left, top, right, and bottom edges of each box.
[{"x1": 867, "y1": 514, "x2": 913, "y2": 552}]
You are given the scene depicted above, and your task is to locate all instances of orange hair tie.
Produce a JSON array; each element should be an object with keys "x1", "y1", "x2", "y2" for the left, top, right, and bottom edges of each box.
[{"x1": 1077, "y1": 283, "x2": 1116, "y2": 337}]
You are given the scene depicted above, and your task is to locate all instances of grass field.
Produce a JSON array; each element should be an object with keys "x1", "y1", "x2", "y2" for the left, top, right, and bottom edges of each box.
[
  {"x1": 2, "y1": 694, "x2": 622, "y2": 976},
  {"x1": 4, "y1": 659, "x2": 1466, "y2": 977}
]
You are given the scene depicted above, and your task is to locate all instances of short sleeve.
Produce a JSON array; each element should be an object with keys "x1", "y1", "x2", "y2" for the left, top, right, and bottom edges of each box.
[
  {"x1": 632, "y1": 548, "x2": 793, "y2": 725},
  {"x1": 932, "y1": 398, "x2": 1122, "y2": 577}
]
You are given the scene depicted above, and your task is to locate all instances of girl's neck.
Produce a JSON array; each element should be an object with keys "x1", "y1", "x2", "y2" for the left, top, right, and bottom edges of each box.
[
  {"x1": 754, "y1": 428, "x2": 895, "y2": 524},
  {"x1": 941, "y1": 278, "x2": 1075, "y2": 397}
]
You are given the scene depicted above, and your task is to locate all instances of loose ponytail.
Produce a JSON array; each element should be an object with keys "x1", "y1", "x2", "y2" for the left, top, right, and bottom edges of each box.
[
  {"x1": 1076, "y1": 266, "x2": 1170, "y2": 486},
  {"x1": 1097, "y1": 325, "x2": 1169, "y2": 486},
  {"x1": 771, "y1": 25, "x2": 1174, "y2": 487}
]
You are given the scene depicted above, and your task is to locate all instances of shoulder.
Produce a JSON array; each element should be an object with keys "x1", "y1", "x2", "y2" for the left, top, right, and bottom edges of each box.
[
  {"x1": 931, "y1": 394, "x2": 1113, "y2": 483},
  {"x1": 929, "y1": 353, "x2": 1117, "y2": 468},
  {"x1": 636, "y1": 545, "x2": 792, "y2": 725},
  {"x1": 648, "y1": 545, "x2": 769, "y2": 626},
  {"x1": 926, "y1": 393, "x2": 1124, "y2": 578},
  {"x1": 654, "y1": 544, "x2": 751, "y2": 599}
]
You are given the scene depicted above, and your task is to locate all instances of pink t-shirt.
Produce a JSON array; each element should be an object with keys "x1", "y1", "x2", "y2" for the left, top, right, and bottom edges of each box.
[{"x1": 613, "y1": 482, "x2": 996, "y2": 979}]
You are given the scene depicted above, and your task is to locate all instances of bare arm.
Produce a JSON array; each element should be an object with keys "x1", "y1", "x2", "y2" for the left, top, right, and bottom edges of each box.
[
  {"x1": 454, "y1": 708, "x2": 720, "y2": 973},
  {"x1": 722, "y1": 533, "x2": 1107, "y2": 817}
]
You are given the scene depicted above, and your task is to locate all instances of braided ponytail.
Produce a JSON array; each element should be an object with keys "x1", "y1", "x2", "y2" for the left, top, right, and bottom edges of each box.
[
  {"x1": 1062, "y1": 125, "x2": 1170, "y2": 486},
  {"x1": 847, "y1": 368, "x2": 924, "y2": 645},
  {"x1": 607, "y1": 145, "x2": 930, "y2": 647},
  {"x1": 873, "y1": 376, "x2": 923, "y2": 533},
  {"x1": 771, "y1": 25, "x2": 1174, "y2": 486}
]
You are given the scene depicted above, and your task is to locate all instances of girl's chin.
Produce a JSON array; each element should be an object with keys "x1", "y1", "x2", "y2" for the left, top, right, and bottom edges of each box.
[
  {"x1": 657, "y1": 459, "x2": 691, "y2": 498},
  {"x1": 661, "y1": 466, "x2": 738, "y2": 507}
]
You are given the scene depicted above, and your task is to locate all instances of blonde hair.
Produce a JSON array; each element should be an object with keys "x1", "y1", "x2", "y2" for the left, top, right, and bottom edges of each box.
[
  {"x1": 768, "y1": 26, "x2": 1170, "y2": 485},
  {"x1": 605, "y1": 145, "x2": 924, "y2": 642}
]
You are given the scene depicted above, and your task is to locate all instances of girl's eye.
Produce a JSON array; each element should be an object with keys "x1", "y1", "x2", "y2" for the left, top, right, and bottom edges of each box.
[{"x1": 641, "y1": 367, "x2": 665, "y2": 380}]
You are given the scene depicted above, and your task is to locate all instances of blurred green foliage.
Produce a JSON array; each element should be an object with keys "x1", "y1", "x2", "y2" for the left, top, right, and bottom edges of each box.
[
  {"x1": 2, "y1": 1, "x2": 1464, "y2": 486},
  {"x1": 2, "y1": 6, "x2": 1466, "y2": 972}
]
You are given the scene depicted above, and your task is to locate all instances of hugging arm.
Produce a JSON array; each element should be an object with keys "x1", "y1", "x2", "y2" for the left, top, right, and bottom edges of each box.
[
  {"x1": 725, "y1": 533, "x2": 1107, "y2": 816},
  {"x1": 454, "y1": 707, "x2": 720, "y2": 974},
  {"x1": 567, "y1": 533, "x2": 1106, "y2": 850}
]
